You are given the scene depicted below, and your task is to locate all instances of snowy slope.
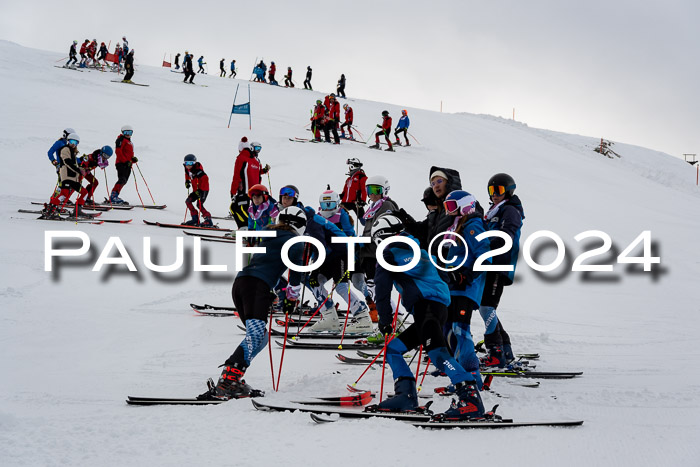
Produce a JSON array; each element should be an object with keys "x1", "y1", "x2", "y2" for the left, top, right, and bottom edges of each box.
[{"x1": 1, "y1": 40, "x2": 699, "y2": 466}]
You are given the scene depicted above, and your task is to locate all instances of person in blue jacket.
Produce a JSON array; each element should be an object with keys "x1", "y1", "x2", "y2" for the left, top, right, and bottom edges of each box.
[
  {"x1": 479, "y1": 173, "x2": 525, "y2": 367},
  {"x1": 201, "y1": 206, "x2": 307, "y2": 400},
  {"x1": 441, "y1": 190, "x2": 490, "y2": 383},
  {"x1": 370, "y1": 214, "x2": 486, "y2": 420},
  {"x1": 197, "y1": 56, "x2": 206, "y2": 73},
  {"x1": 47, "y1": 128, "x2": 75, "y2": 197},
  {"x1": 394, "y1": 109, "x2": 410, "y2": 146},
  {"x1": 229, "y1": 59, "x2": 237, "y2": 78}
]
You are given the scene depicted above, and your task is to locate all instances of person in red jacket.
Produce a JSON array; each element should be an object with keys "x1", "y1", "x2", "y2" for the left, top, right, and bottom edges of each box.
[
  {"x1": 340, "y1": 103, "x2": 354, "y2": 140},
  {"x1": 369, "y1": 110, "x2": 393, "y2": 151},
  {"x1": 326, "y1": 94, "x2": 341, "y2": 144},
  {"x1": 77, "y1": 145, "x2": 113, "y2": 205},
  {"x1": 229, "y1": 138, "x2": 269, "y2": 228},
  {"x1": 268, "y1": 61, "x2": 277, "y2": 85},
  {"x1": 311, "y1": 100, "x2": 328, "y2": 142},
  {"x1": 284, "y1": 67, "x2": 293, "y2": 87},
  {"x1": 87, "y1": 39, "x2": 97, "y2": 66},
  {"x1": 110, "y1": 125, "x2": 137, "y2": 204},
  {"x1": 340, "y1": 158, "x2": 367, "y2": 218},
  {"x1": 182, "y1": 154, "x2": 213, "y2": 227},
  {"x1": 79, "y1": 40, "x2": 89, "y2": 67}
]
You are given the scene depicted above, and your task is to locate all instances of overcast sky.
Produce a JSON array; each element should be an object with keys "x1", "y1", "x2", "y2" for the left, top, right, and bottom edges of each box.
[{"x1": 2, "y1": 0, "x2": 698, "y2": 159}]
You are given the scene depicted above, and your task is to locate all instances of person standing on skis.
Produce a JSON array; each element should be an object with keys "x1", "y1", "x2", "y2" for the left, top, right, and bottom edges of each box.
[{"x1": 369, "y1": 110, "x2": 393, "y2": 151}]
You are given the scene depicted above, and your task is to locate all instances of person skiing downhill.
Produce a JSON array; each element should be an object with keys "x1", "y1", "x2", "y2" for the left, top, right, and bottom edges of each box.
[
  {"x1": 478, "y1": 173, "x2": 524, "y2": 368},
  {"x1": 229, "y1": 138, "x2": 270, "y2": 228},
  {"x1": 394, "y1": 109, "x2": 410, "y2": 146},
  {"x1": 369, "y1": 110, "x2": 393, "y2": 151},
  {"x1": 368, "y1": 214, "x2": 486, "y2": 420},
  {"x1": 109, "y1": 125, "x2": 137, "y2": 204},
  {"x1": 182, "y1": 154, "x2": 214, "y2": 227},
  {"x1": 199, "y1": 206, "x2": 307, "y2": 401}
]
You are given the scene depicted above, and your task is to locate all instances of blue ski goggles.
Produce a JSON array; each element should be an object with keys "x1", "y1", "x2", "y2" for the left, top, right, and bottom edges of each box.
[
  {"x1": 320, "y1": 201, "x2": 337, "y2": 211},
  {"x1": 68, "y1": 139, "x2": 79, "y2": 145},
  {"x1": 279, "y1": 186, "x2": 298, "y2": 198},
  {"x1": 184, "y1": 160, "x2": 195, "y2": 166},
  {"x1": 122, "y1": 130, "x2": 133, "y2": 136}
]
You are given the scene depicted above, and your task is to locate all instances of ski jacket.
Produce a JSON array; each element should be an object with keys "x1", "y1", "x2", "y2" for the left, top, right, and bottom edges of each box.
[
  {"x1": 175, "y1": 54, "x2": 180, "y2": 66},
  {"x1": 287, "y1": 68, "x2": 292, "y2": 78},
  {"x1": 219, "y1": 60, "x2": 225, "y2": 70},
  {"x1": 381, "y1": 115, "x2": 392, "y2": 132},
  {"x1": 98, "y1": 45, "x2": 108, "y2": 58},
  {"x1": 248, "y1": 198, "x2": 279, "y2": 231},
  {"x1": 341, "y1": 170, "x2": 367, "y2": 204},
  {"x1": 396, "y1": 115, "x2": 410, "y2": 130},
  {"x1": 69, "y1": 44, "x2": 77, "y2": 57},
  {"x1": 296, "y1": 203, "x2": 345, "y2": 258},
  {"x1": 79, "y1": 150, "x2": 102, "y2": 171},
  {"x1": 374, "y1": 233, "x2": 451, "y2": 327},
  {"x1": 269, "y1": 63, "x2": 276, "y2": 74},
  {"x1": 88, "y1": 42, "x2": 97, "y2": 57},
  {"x1": 124, "y1": 53, "x2": 134, "y2": 68},
  {"x1": 321, "y1": 208, "x2": 355, "y2": 237},
  {"x1": 485, "y1": 195, "x2": 525, "y2": 285},
  {"x1": 48, "y1": 138, "x2": 67, "y2": 164},
  {"x1": 306, "y1": 68, "x2": 312, "y2": 79},
  {"x1": 237, "y1": 227, "x2": 304, "y2": 290},
  {"x1": 344, "y1": 107, "x2": 353, "y2": 123},
  {"x1": 360, "y1": 196, "x2": 399, "y2": 260},
  {"x1": 328, "y1": 100, "x2": 340, "y2": 122},
  {"x1": 58, "y1": 145, "x2": 81, "y2": 182},
  {"x1": 230, "y1": 61, "x2": 235, "y2": 71},
  {"x1": 446, "y1": 214, "x2": 490, "y2": 304},
  {"x1": 185, "y1": 162, "x2": 209, "y2": 193},
  {"x1": 231, "y1": 148, "x2": 262, "y2": 195},
  {"x1": 115, "y1": 134, "x2": 134, "y2": 164},
  {"x1": 198, "y1": 57, "x2": 204, "y2": 66},
  {"x1": 312, "y1": 104, "x2": 326, "y2": 122},
  {"x1": 184, "y1": 54, "x2": 193, "y2": 72},
  {"x1": 80, "y1": 42, "x2": 88, "y2": 54}
]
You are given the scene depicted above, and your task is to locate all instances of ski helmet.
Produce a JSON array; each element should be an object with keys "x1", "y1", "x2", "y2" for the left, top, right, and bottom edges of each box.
[
  {"x1": 250, "y1": 141, "x2": 262, "y2": 153},
  {"x1": 73, "y1": 40, "x2": 78, "y2": 45},
  {"x1": 402, "y1": 109, "x2": 408, "y2": 116},
  {"x1": 330, "y1": 93, "x2": 335, "y2": 99},
  {"x1": 343, "y1": 103, "x2": 349, "y2": 110},
  {"x1": 316, "y1": 99, "x2": 322, "y2": 105},
  {"x1": 346, "y1": 158, "x2": 363, "y2": 175},
  {"x1": 487, "y1": 173, "x2": 516, "y2": 199},
  {"x1": 318, "y1": 190, "x2": 340, "y2": 218},
  {"x1": 421, "y1": 187, "x2": 438, "y2": 206},
  {"x1": 183, "y1": 154, "x2": 197, "y2": 166},
  {"x1": 365, "y1": 175, "x2": 390, "y2": 197},
  {"x1": 370, "y1": 214, "x2": 403, "y2": 246},
  {"x1": 307, "y1": 66, "x2": 311, "y2": 70},
  {"x1": 381, "y1": 110, "x2": 389, "y2": 117},
  {"x1": 248, "y1": 183, "x2": 269, "y2": 201},
  {"x1": 121, "y1": 125, "x2": 133, "y2": 136},
  {"x1": 63, "y1": 127, "x2": 76, "y2": 139},
  {"x1": 443, "y1": 190, "x2": 477, "y2": 216},
  {"x1": 278, "y1": 206, "x2": 307, "y2": 236},
  {"x1": 66, "y1": 133, "x2": 80, "y2": 145},
  {"x1": 101, "y1": 146, "x2": 113, "y2": 158},
  {"x1": 279, "y1": 185, "x2": 300, "y2": 201}
]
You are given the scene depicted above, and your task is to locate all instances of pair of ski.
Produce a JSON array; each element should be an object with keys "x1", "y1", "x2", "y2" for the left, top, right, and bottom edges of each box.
[
  {"x1": 111, "y1": 80, "x2": 150, "y2": 87},
  {"x1": 101, "y1": 198, "x2": 167, "y2": 209},
  {"x1": 183, "y1": 230, "x2": 236, "y2": 243},
  {"x1": 30, "y1": 201, "x2": 124, "y2": 211},
  {"x1": 54, "y1": 65, "x2": 84, "y2": 72},
  {"x1": 127, "y1": 389, "x2": 371, "y2": 407},
  {"x1": 143, "y1": 220, "x2": 233, "y2": 232},
  {"x1": 19, "y1": 209, "x2": 132, "y2": 223},
  {"x1": 190, "y1": 303, "x2": 318, "y2": 317}
]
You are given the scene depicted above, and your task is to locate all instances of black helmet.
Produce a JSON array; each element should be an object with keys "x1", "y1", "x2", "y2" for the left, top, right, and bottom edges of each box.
[
  {"x1": 184, "y1": 154, "x2": 197, "y2": 165},
  {"x1": 487, "y1": 173, "x2": 516, "y2": 199},
  {"x1": 381, "y1": 110, "x2": 389, "y2": 117},
  {"x1": 421, "y1": 187, "x2": 438, "y2": 205},
  {"x1": 279, "y1": 185, "x2": 300, "y2": 200}
]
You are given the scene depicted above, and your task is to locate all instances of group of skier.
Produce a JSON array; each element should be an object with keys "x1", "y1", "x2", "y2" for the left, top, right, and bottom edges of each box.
[
  {"x1": 41, "y1": 124, "x2": 139, "y2": 217},
  {"x1": 65, "y1": 37, "x2": 130, "y2": 71}
]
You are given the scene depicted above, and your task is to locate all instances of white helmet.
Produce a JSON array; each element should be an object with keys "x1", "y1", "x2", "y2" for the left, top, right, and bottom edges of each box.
[
  {"x1": 63, "y1": 127, "x2": 76, "y2": 139},
  {"x1": 278, "y1": 206, "x2": 307, "y2": 235},
  {"x1": 121, "y1": 124, "x2": 133, "y2": 135},
  {"x1": 318, "y1": 190, "x2": 340, "y2": 218},
  {"x1": 250, "y1": 141, "x2": 262, "y2": 153},
  {"x1": 66, "y1": 133, "x2": 80, "y2": 145},
  {"x1": 365, "y1": 175, "x2": 390, "y2": 196},
  {"x1": 370, "y1": 214, "x2": 403, "y2": 246}
]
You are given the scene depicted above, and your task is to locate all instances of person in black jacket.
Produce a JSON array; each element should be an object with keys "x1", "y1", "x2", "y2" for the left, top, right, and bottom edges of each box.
[
  {"x1": 183, "y1": 52, "x2": 195, "y2": 83},
  {"x1": 336, "y1": 74, "x2": 346, "y2": 98},
  {"x1": 66, "y1": 41, "x2": 78, "y2": 67},
  {"x1": 122, "y1": 50, "x2": 135, "y2": 83},
  {"x1": 304, "y1": 66, "x2": 312, "y2": 90},
  {"x1": 174, "y1": 53, "x2": 181, "y2": 70}
]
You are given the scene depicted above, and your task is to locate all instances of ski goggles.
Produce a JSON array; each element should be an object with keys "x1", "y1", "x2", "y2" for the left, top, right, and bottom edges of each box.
[
  {"x1": 366, "y1": 185, "x2": 383, "y2": 196},
  {"x1": 252, "y1": 145, "x2": 262, "y2": 152},
  {"x1": 279, "y1": 186, "x2": 298, "y2": 198},
  {"x1": 122, "y1": 130, "x2": 133, "y2": 136},
  {"x1": 443, "y1": 199, "x2": 460, "y2": 213},
  {"x1": 320, "y1": 201, "x2": 337, "y2": 211},
  {"x1": 183, "y1": 160, "x2": 195, "y2": 166},
  {"x1": 488, "y1": 185, "x2": 507, "y2": 196},
  {"x1": 249, "y1": 190, "x2": 265, "y2": 197},
  {"x1": 67, "y1": 139, "x2": 79, "y2": 145}
]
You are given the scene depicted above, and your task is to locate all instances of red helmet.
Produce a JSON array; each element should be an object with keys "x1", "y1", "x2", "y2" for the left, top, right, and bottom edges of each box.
[{"x1": 248, "y1": 184, "x2": 269, "y2": 201}]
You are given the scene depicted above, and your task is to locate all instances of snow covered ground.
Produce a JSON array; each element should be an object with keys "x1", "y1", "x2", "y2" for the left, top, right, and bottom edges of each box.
[{"x1": 1, "y1": 40, "x2": 699, "y2": 466}]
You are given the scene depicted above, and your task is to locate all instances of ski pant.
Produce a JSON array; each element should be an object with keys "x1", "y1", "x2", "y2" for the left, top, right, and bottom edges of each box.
[
  {"x1": 50, "y1": 179, "x2": 84, "y2": 206},
  {"x1": 77, "y1": 173, "x2": 98, "y2": 203},
  {"x1": 388, "y1": 299, "x2": 472, "y2": 384},
  {"x1": 198, "y1": 66, "x2": 205, "y2": 73},
  {"x1": 285, "y1": 77, "x2": 293, "y2": 87},
  {"x1": 313, "y1": 120, "x2": 328, "y2": 141},
  {"x1": 229, "y1": 192, "x2": 250, "y2": 228},
  {"x1": 479, "y1": 271, "x2": 511, "y2": 349},
  {"x1": 184, "y1": 70, "x2": 195, "y2": 83},
  {"x1": 394, "y1": 128, "x2": 409, "y2": 144},
  {"x1": 225, "y1": 276, "x2": 272, "y2": 367},
  {"x1": 111, "y1": 162, "x2": 131, "y2": 194},
  {"x1": 220, "y1": 68, "x2": 225, "y2": 77},
  {"x1": 337, "y1": 86, "x2": 346, "y2": 98},
  {"x1": 340, "y1": 121, "x2": 353, "y2": 137},
  {"x1": 229, "y1": 70, "x2": 237, "y2": 78},
  {"x1": 445, "y1": 295, "x2": 480, "y2": 373},
  {"x1": 304, "y1": 79, "x2": 312, "y2": 89},
  {"x1": 124, "y1": 64, "x2": 134, "y2": 81},
  {"x1": 326, "y1": 121, "x2": 339, "y2": 143},
  {"x1": 66, "y1": 55, "x2": 77, "y2": 66},
  {"x1": 186, "y1": 190, "x2": 211, "y2": 219},
  {"x1": 375, "y1": 129, "x2": 391, "y2": 147}
]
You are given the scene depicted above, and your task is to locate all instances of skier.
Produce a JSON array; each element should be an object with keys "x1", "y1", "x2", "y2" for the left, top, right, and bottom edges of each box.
[
  {"x1": 284, "y1": 67, "x2": 293, "y2": 87},
  {"x1": 394, "y1": 109, "x2": 410, "y2": 146},
  {"x1": 183, "y1": 52, "x2": 195, "y2": 83},
  {"x1": 369, "y1": 110, "x2": 393, "y2": 151},
  {"x1": 229, "y1": 59, "x2": 237, "y2": 78},
  {"x1": 354, "y1": 175, "x2": 399, "y2": 325},
  {"x1": 311, "y1": 99, "x2": 328, "y2": 142},
  {"x1": 109, "y1": 125, "x2": 137, "y2": 204},
  {"x1": 340, "y1": 158, "x2": 367, "y2": 218},
  {"x1": 440, "y1": 190, "x2": 490, "y2": 381},
  {"x1": 97, "y1": 42, "x2": 108, "y2": 65},
  {"x1": 122, "y1": 50, "x2": 135, "y2": 83},
  {"x1": 43, "y1": 133, "x2": 83, "y2": 218},
  {"x1": 79, "y1": 40, "x2": 89, "y2": 67},
  {"x1": 247, "y1": 184, "x2": 279, "y2": 236},
  {"x1": 229, "y1": 138, "x2": 270, "y2": 229},
  {"x1": 174, "y1": 53, "x2": 181, "y2": 70},
  {"x1": 77, "y1": 146, "x2": 113, "y2": 205},
  {"x1": 201, "y1": 206, "x2": 307, "y2": 400},
  {"x1": 479, "y1": 173, "x2": 524, "y2": 367},
  {"x1": 368, "y1": 214, "x2": 486, "y2": 420},
  {"x1": 197, "y1": 56, "x2": 206, "y2": 73},
  {"x1": 303, "y1": 66, "x2": 312, "y2": 90},
  {"x1": 122, "y1": 36, "x2": 129, "y2": 55},
  {"x1": 219, "y1": 58, "x2": 226, "y2": 77},
  {"x1": 87, "y1": 39, "x2": 97, "y2": 67},
  {"x1": 268, "y1": 61, "x2": 277, "y2": 85},
  {"x1": 336, "y1": 74, "x2": 346, "y2": 98},
  {"x1": 182, "y1": 154, "x2": 213, "y2": 227},
  {"x1": 340, "y1": 104, "x2": 354, "y2": 139},
  {"x1": 66, "y1": 41, "x2": 78, "y2": 67},
  {"x1": 47, "y1": 127, "x2": 76, "y2": 199},
  {"x1": 114, "y1": 43, "x2": 123, "y2": 71},
  {"x1": 326, "y1": 94, "x2": 341, "y2": 144}
]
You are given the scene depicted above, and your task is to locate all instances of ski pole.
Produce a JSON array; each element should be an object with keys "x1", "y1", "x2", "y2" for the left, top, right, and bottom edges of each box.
[
  {"x1": 413, "y1": 345, "x2": 423, "y2": 381},
  {"x1": 363, "y1": 126, "x2": 376, "y2": 144},
  {"x1": 267, "y1": 312, "x2": 276, "y2": 390},
  {"x1": 131, "y1": 165, "x2": 146, "y2": 208},
  {"x1": 338, "y1": 275, "x2": 353, "y2": 348},
  {"x1": 378, "y1": 296, "x2": 401, "y2": 402},
  {"x1": 296, "y1": 246, "x2": 311, "y2": 334},
  {"x1": 294, "y1": 279, "x2": 342, "y2": 337},
  {"x1": 103, "y1": 168, "x2": 112, "y2": 207},
  {"x1": 407, "y1": 131, "x2": 421, "y2": 145},
  {"x1": 135, "y1": 163, "x2": 156, "y2": 204},
  {"x1": 350, "y1": 125, "x2": 365, "y2": 140},
  {"x1": 266, "y1": 170, "x2": 272, "y2": 195},
  {"x1": 183, "y1": 188, "x2": 190, "y2": 223},
  {"x1": 274, "y1": 311, "x2": 292, "y2": 391},
  {"x1": 418, "y1": 357, "x2": 431, "y2": 392}
]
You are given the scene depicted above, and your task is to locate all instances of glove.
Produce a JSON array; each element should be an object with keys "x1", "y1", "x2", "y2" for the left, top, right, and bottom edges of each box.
[
  {"x1": 261, "y1": 164, "x2": 270, "y2": 174},
  {"x1": 356, "y1": 199, "x2": 366, "y2": 208},
  {"x1": 394, "y1": 208, "x2": 416, "y2": 225},
  {"x1": 192, "y1": 190, "x2": 201, "y2": 200},
  {"x1": 448, "y1": 271, "x2": 472, "y2": 289},
  {"x1": 185, "y1": 180, "x2": 191, "y2": 189},
  {"x1": 131, "y1": 156, "x2": 138, "y2": 163},
  {"x1": 282, "y1": 298, "x2": 297, "y2": 314},
  {"x1": 51, "y1": 160, "x2": 59, "y2": 167},
  {"x1": 378, "y1": 322, "x2": 393, "y2": 336},
  {"x1": 309, "y1": 275, "x2": 320, "y2": 288},
  {"x1": 377, "y1": 124, "x2": 382, "y2": 128}
]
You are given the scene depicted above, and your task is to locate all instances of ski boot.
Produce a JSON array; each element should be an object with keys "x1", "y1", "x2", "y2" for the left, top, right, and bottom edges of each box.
[
  {"x1": 344, "y1": 310, "x2": 374, "y2": 335},
  {"x1": 212, "y1": 363, "x2": 253, "y2": 400},
  {"x1": 109, "y1": 191, "x2": 128, "y2": 205},
  {"x1": 308, "y1": 307, "x2": 340, "y2": 333},
  {"x1": 200, "y1": 216, "x2": 214, "y2": 227},
  {"x1": 503, "y1": 343, "x2": 515, "y2": 363},
  {"x1": 367, "y1": 297, "x2": 379, "y2": 323},
  {"x1": 434, "y1": 380, "x2": 485, "y2": 421},
  {"x1": 404, "y1": 141, "x2": 411, "y2": 147},
  {"x1": 394, "y1": 140, "x2": 402, "y2": 146},
  {"x1": 384, "y1": 146, "x2": 395, "y2": 152},
  {"x1": 370, "y1": 377, "x2": 418, "y2": 412},
  {"x1": 182, "y1": 215, "x2": 200, "y2": 226},
  {"x1": 40, "y1": 203, "x2": 61, "y2": 220},
  {"x1": 479, "y1": 345, "x2": 506, "y2": 369},
  {"x1": 368, "y1": 143, "x2": 380, "y2": 149}
]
